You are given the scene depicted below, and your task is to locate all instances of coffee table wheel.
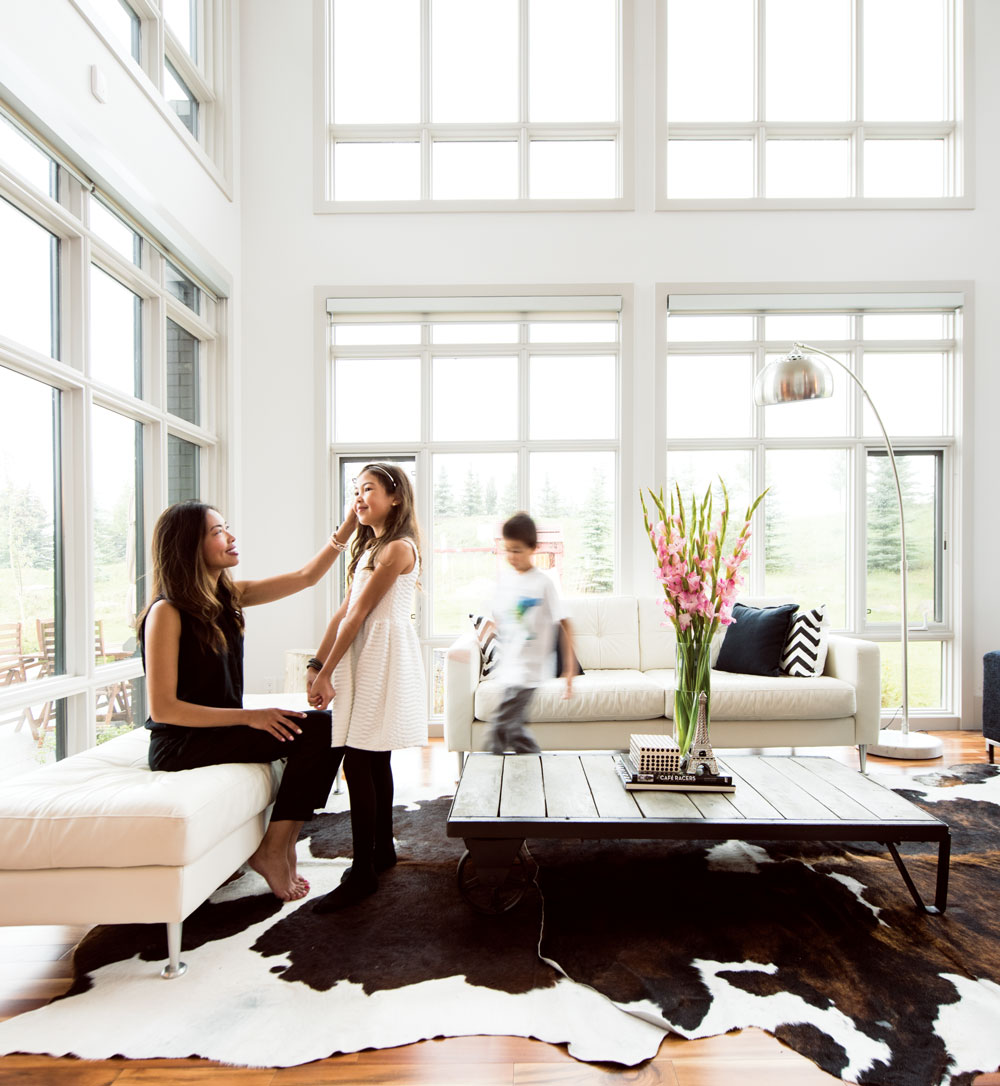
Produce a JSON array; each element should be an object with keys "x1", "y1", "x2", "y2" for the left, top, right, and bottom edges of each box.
[{"x1": 457, "y1": 846, "x2": 534, "y2": 915}]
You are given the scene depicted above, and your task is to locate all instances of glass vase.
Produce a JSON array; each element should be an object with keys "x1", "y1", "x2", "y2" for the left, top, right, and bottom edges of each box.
[{"x1": 674, "y1": 637, "x2": 711, "y2": 761}]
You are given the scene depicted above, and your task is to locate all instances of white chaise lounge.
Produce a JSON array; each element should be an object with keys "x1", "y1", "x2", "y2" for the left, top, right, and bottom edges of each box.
[{"x1": 0, "y1": 726, "x2": 280, "y2": 977}]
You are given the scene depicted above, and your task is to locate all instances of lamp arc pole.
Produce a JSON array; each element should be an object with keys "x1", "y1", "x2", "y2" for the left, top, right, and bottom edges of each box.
[{"x1": 792, "y1": 343, "x2": 910, "y2": 739}]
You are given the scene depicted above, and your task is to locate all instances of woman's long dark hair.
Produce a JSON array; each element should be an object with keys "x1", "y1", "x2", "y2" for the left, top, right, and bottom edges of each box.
[
  {"x1": 137, "y1": 501, "x2": 244, "y2": 654},
  {"x1": 348, "y1": 463, "x2": 422, "y2": 582}
]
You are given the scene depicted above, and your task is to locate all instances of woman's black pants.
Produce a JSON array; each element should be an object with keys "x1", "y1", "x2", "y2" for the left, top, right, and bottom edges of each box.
[{"x1": 148, "y1": 710, "x2": 344, "y2": 822}]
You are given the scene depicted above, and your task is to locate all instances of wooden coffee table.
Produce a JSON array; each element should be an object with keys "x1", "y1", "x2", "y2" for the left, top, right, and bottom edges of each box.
[{"x1": 446, "y1": 752, "x2": 951, "y2": 914}]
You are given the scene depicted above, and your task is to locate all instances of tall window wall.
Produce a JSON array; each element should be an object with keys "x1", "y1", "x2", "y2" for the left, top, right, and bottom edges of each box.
[
  {"x1": 663, "y1": 296, "x2": 961, "y2": 723},
  {"x1": 328, "y1": 296, "x2": 623, "y2": 717},
  {"x1": 0, "y1": 110, "x2": 224, "y2": 774},
  {"x1": 73, "y1": 0, "x2": 231, "y2": 180}
]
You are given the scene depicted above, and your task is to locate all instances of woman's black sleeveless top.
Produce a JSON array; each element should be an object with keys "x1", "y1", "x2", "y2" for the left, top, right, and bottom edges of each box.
[{"x1": 143, "y1": 597, "x2": 244, "y2": 735}]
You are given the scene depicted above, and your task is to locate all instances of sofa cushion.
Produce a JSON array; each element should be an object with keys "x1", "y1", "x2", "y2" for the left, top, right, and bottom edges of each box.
[
  {"x1": 645, "y1": 669, "x2": 856, "y2": 721},
  {"x1": 0, "y1": 727, "x2": 279, "y2": 870},
  {"x1": 469, "y1": 613, "x2": 500, "y2": 678},
  {"x1": 715, "y1": 602, "x2": 798, "y2": 676},
  {"x1": 563, "y1": 596, "x2": 639, "y2": 671},
  {"x1": 780, "y1": 604, "x2": 829, "y2": 677},
  {"x1": 554, "y1": 626, "x2": 585, "y2": 677},
  {"x1": 475, "y1": 670, "x2": 665, "y2": 723}
]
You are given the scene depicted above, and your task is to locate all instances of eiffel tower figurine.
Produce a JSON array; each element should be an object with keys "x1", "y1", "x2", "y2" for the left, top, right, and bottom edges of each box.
[{"x1": 684, "y1": 692, "x2": 719, "y2": 777}]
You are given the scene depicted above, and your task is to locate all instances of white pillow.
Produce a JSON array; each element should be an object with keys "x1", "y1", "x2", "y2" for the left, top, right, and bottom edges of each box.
[
  {"x1": 469, "y1": 613, "x2": 500, "y2": 679},
  {"x1": 780, "y1": 605, "x2": 828, "y2": 678}
]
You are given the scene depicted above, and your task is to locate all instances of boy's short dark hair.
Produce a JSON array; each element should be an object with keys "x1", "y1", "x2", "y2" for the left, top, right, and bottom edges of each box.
[{"x1": 502, "y1": 512, "x2": 537, "y2": 549}]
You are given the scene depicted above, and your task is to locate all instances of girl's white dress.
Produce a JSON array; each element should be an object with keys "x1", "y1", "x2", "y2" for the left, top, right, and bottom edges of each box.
[{"x1": 331, "y1": 539, "x2": 427, "y2": 751}]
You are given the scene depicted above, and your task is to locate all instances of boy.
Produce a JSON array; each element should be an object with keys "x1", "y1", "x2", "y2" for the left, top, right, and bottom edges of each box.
[{"x1": 485, "y1": 512, "x2": 575, "y2": 755}]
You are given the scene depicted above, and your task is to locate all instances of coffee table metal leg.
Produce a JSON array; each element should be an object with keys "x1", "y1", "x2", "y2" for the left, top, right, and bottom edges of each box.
[
  {"x1": 458, "y1": 838, "x2": 532, "y2": 915},
  {"x1": 934, "y1": 834, "x2": 951, "y2": 913},
  {"x1": 885, "y1": 838, "x2": 950, "y2": 914}
]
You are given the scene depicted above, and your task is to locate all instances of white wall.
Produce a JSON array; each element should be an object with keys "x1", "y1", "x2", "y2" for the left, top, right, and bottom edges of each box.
[{"x1": 238, "y1": 0, "x2": 999, "y2": 725}]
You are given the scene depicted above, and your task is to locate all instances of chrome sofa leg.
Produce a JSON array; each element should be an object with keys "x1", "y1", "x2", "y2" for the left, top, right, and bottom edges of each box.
[
  {"x1": 858, "y1": 744, "x2": 868, "y2": 774},
  {"x1": 160, "y1": 922, "x2": 187, "y2": 978},
  {"x1": 457, "y1": 751, "x2": 466, "y2": 778}
]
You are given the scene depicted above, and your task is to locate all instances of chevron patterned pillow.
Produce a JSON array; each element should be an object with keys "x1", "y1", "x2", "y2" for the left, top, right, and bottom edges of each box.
[
  {"x1": 469, "y1": 613, "x2": 501, "y2": 679},
  {"x1": 780, "y1": 605, "x2": 828, "y2": 677}
]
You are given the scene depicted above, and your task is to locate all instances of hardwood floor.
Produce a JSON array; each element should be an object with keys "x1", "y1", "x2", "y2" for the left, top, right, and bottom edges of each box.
[{"x1": 0, "y1": 731, "x2": 993, "y2": 1085}]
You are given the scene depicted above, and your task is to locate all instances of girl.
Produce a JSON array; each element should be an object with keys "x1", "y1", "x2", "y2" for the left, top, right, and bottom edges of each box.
[
  {"x1": 139, "y1": 500, "x2": 356, "y2": 903},
  {"x1": 307, "y1": 463, "x2": 426, "y2": 913}
]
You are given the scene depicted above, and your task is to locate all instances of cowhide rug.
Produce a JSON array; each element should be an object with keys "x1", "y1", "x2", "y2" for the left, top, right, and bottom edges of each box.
[{"x1": 0, "y1": 764, "x2": 998, "y2": 1085}]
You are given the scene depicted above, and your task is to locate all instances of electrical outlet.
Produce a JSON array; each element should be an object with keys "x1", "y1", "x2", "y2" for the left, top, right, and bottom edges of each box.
[{"x1": 263, "y1": 676, "x2": 275, "y2": 695}]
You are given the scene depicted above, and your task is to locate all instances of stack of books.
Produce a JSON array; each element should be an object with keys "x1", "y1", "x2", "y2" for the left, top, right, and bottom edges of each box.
[{"x1": 613, "y1": 751, "x2": 735, "y2": 793}]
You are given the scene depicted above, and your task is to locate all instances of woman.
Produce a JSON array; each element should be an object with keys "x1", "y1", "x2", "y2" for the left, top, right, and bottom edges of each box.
[{"x1": 138, "y1": 500, "x2": 354, "y2": 902}]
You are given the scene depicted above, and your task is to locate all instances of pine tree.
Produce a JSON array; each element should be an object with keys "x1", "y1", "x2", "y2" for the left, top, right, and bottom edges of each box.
[
  {"x1": 462, "y1": 470, "x2": 483, "y2": 515},
  {"x1": 538, "y1": 474, "x2": 561, "y2": 517},
  {"x1": 867, "y1": 455, "x2": 914, "y2": 572},
  {"x1": 1, "y1": 483, "x2": 54, "y2": 624},
  {"x1": 500, "y1": 475, "x2": 518, "y2": 517},
  {"x1": 581, "y1": 469, "x2": 614, "y2": 592},
  {"x1": 764, "y1": 495, "x2": 790, "y2": 573},
  {"x1": 435, "y1": 466, "x2": 455, "y2": 516},
  {"x1": 483, "y1": 477, "x2": 498, "y2": 515}
]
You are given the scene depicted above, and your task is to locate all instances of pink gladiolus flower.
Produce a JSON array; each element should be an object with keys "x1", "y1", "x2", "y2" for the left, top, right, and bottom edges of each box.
[{"x1": 677, "y1": 613, "x2": 692, "y2": 632}]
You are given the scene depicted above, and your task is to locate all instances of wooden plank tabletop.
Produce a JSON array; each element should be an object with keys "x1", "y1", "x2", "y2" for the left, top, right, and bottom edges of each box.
[{"x1": 447, "y1": 752, "x2": 948, "y2": 840}]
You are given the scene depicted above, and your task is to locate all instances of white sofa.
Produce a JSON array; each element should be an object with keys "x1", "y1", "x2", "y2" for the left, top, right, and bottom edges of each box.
[
  {"x1": 0, "y1": 725, "x2": 280, "y2": 978},
  {"x1": 445, "y1": 596, "x2": 881, "y2": 771}
]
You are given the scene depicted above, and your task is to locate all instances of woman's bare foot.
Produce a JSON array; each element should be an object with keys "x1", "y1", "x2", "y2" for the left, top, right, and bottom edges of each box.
[
  {"x1": 287, "y1": 840, "x2": 309, "y2": 893},
  {"x1": 247, "y1": 843, "x2": 302, "y2": 902}
]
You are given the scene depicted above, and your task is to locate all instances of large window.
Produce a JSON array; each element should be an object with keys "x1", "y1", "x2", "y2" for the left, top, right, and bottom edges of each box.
[
  {"x1": 328, "y1": 295, "x2": 623, "y2": 716},
  {"x1": 0, "y1": 111, "x2": 225, "y2": 773},
  {"x1": 72, "y1": 0, "x2": 230, "y2": 180},
  {"x1": 664, "y1": 296, "x2": 961, "y2": 723},
  {"x1": 323, "y1": 0, "x2": 628, "y2": 209},
  {"x1": 659, "y1": 0, "x2": 967, "y2": 206}
]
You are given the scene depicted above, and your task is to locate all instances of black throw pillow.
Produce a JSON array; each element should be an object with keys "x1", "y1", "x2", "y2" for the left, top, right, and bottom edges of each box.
[
  {"x1": 714, "y1": 602, "x2": 799, "y2": 677},
  {"x1": 554, "y1": 626, "x2": 585, "y2": 677}
]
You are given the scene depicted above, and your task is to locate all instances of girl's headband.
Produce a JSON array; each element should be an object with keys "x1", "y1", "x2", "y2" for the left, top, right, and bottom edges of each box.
[{"x1": 359, "y1": 464, "x2": 396, "y2": 489}]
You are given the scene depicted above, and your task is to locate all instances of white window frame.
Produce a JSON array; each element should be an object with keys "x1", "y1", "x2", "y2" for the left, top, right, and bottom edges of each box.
[
  {"x1": 657, "y1": 283, "x2": 972, "y2": 729},
  {"x1": 0, "y1": 115, "x2": 230, "y2": 757},
  {"x1": 69, "y1": 0, "x2": 234, "y2": 195},
  {"x1": 656, "y1": 0, "x2": 973, "y2": 210},
  {"x1": 314, "y1": 0, "x2": 634, "y2": 213},
  {"x1": 321, "y1": 287, "x2": 630, "y2": 726}
]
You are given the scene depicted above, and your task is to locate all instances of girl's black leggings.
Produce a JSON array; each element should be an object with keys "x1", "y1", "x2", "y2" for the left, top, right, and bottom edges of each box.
[
  {"x1": 148, "y1": 709, "x2": 345, "y2": 822},
  {"x1": 343, "y1": 747, "x2": 394, "y2": 869}
]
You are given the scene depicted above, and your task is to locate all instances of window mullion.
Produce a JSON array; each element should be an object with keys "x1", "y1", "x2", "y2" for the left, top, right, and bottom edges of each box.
[
  {"x1": 519, "y1": 0, "x2": 530, "y2": 199},
  {"x1": 755, "y1": 0, "x2": 765, "y2": 198},
  {"x1": 854, "y1": 0, "x2": 864, "y2": 195},
  {"x1": 421, "y1": 0, "x2": 431, "y2": 199}
]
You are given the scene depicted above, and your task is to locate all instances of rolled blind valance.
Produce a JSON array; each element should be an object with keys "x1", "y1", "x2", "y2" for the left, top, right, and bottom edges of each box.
[{"x1": 667, "y1": 291, "x2": 965, "y2": 312}]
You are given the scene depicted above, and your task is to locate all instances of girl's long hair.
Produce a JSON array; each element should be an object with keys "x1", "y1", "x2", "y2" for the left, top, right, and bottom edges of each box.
[
  {"x1": 348, "y1": 463, "x2": 422, "y2": 582},
  {"x1": 137, "y1": 501, "x2": 244, "y2": 654}
]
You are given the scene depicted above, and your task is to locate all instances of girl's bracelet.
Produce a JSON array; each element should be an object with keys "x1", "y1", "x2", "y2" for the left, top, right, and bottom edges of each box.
[
  {"x1": 329, "y1": 529, "x2": 348, "y2": 552},
  {"x1": 306, "y1": 656, "x2": 324, "y2": 671}
]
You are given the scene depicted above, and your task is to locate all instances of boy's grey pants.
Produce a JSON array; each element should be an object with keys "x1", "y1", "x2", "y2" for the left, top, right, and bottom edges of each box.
[{"x1": 493, "y1": 685, "x2": 535, "y2": 735}]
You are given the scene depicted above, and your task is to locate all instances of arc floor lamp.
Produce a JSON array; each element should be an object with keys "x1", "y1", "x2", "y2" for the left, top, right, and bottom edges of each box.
[{"x1": 753, "y1": 342, "x2": 943, "y2": 760}]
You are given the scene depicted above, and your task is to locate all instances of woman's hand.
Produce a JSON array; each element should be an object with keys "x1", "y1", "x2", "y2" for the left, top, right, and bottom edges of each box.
[
  {"x1": 309, "y1": 675, "x2": 334, "y2": 710},
  {"x1": 245, "y1": 708, "x2": 306, "y2": 741}
]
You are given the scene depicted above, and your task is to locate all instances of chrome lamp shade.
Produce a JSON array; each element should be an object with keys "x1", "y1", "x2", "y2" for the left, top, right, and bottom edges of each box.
[{"x1": 752, "y1": 345, "x2": 835, "y2": 406}]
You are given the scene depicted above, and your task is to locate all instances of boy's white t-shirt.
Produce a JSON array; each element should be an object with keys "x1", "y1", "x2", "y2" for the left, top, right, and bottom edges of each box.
[{"x1": 493, "y1": 566, "x2": 566, "y2": 687}]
